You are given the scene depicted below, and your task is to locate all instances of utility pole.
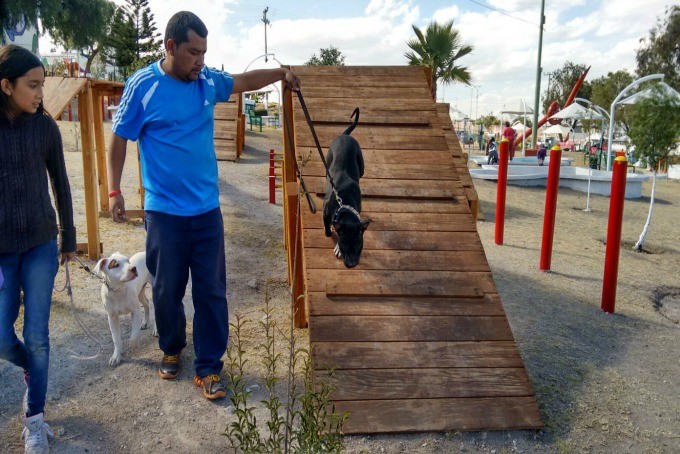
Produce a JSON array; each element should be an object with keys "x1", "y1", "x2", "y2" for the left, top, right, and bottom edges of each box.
[
  {"x1": 531, "y1": 0, "x2": 546, "y2": 151},
  {"x1": 262, "y1": 7, "x2": 270, "y2": 62}
]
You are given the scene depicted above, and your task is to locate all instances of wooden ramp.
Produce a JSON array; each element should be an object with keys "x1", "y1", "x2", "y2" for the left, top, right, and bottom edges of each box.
[
  {"x1": 214, "y1": 93, "x2": 244, "y2": 161},
  {"x1": 282, "y1": 66, "x2": 542, "y2": 434}
]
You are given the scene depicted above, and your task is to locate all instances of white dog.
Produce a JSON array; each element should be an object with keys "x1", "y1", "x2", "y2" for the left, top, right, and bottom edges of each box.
[{"x1": 93, "y1": 252, "x2": 154, "y2": 366}]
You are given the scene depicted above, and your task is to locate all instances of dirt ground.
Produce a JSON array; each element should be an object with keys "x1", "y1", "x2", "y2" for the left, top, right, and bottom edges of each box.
[{"x1": 1, "y1": 123, "x2": 678, "y2": 453}]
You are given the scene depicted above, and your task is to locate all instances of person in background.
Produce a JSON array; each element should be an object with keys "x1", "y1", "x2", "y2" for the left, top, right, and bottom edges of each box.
[
  {"x1": 537, "y1": 142, "x2": 547, "y2": 166},
  {"x1": 486, "y1": 137, "x2": 498, "y2": 165},
  {"x1": 502, "y1": 121, "x2": 517, "y2": 161},
  {"x1": 0, "y1": 44, "x2": 76, "y2": 454},
  {"x1": 107, "y1": 11, "x2": 299, "y2": 400}
]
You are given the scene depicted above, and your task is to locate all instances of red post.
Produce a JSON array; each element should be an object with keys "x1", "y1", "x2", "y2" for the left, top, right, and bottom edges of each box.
[
  {"x1": 539, "y1": 145, "x2": 563, "y2": 271},
  {"x1": 494, "y1": 138, "x2": 510, "y2": 245},
  {"x1": 269, "y1": 149, "x2": 276, "y2": 204},
  {"x1": 601, "y1": 156, "x2": 628, "y2": 313},
  {"x1": 68, "y1": 102, "x2": 72, "y2": 122}
]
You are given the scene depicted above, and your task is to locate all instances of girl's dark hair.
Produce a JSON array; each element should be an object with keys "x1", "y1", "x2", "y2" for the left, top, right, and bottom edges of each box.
[
  {"x1": 0, "y1": 44, "x2": 45, "y2": 120},
  {"x1": 165, "y1": 11, "x2": 208, "y2": 46}
]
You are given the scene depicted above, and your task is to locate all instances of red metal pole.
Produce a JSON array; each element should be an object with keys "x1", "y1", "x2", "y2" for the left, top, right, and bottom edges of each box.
[
  {"x1": 269, "y1": 149, "x2": 276, "y2": 204},
  {"x1": 539, "y1": 145, "x2": 563, "y2": 271},
  {"x1": 601, "y1": 156, "x2": 628, "y2": 313},
  {"x1": 494, "y1": 138, "x2": 510, "y2": 245}
]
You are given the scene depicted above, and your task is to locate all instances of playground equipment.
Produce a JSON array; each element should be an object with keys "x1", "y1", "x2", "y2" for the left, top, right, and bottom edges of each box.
[
  {"x1": 539, "y1": 146, "x2": 563, "y2": 271},
  {"x1": 515, "y1": 66, "x2": 591, "y2": 150},
  {"x1": 281, "y1": 65, "x2": 542, "y2": 434}
]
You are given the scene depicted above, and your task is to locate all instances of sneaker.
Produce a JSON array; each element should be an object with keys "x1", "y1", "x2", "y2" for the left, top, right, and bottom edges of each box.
[
  {"x1": 158, "y1": 353, "x2": 181, "y2": 380},
  {"x1": 193, "y1": 374, "x2": 227, "y2": 400},
  {"x1": 21, "y1": 412, "x2": 54, "y2": 454}
]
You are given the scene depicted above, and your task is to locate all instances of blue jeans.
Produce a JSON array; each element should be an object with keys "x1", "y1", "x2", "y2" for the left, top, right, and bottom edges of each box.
[
  {"x1": 0, "y1": 239, "x2": 59, "y2": 416},
  {"x1": 145, "y1": 208, "x2": 229, "y2": 377}
]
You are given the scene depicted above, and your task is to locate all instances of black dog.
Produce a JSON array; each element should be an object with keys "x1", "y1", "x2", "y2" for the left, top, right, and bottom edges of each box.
[{"x1": 322, "y1": 108, "x2": 370, "y2": 268}]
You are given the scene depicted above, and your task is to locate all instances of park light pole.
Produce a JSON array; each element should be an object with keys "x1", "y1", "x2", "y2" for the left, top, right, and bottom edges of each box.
[
  {"x1": 531, "y1": 0, "x2": 546, "y2": 152},
  {"x1": 606, "y1": 74, "x2": 664, "y2": 171}
]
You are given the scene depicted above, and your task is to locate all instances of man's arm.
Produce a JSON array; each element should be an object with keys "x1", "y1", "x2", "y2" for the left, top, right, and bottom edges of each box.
[
  {"x1": 107, "y1": 133, "x2": 128, "y2": 223},
  {"x1": 231, "y1": 68, "x2": 299, "y2": 94}
]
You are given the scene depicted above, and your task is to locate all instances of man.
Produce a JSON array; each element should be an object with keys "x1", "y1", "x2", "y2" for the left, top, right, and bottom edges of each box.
[
  {"x1": 107, "y1": 11, "x2": 299, "y2": 400},
  {"x1": 502, "y1": 121, "x2": 517, "y2": 161}
]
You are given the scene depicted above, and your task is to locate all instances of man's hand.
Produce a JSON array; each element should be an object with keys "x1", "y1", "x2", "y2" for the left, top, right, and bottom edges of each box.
[
  {"x1": 283, "y1": 68, "x2": 300, "y2": 92},
  {"x1": 110, "y1": 193, "x2": 127, "y2": 223}
]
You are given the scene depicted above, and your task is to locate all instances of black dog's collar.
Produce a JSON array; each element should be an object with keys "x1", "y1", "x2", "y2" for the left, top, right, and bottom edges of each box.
[{"x1": 333, "y1": 204, "x2": 363, "y2": 224}]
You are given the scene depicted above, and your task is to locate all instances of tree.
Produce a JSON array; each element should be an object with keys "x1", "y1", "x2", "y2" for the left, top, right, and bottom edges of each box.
[
  {"x1": 542, "y1": 61, "x2": 592, "y2": 113},
  {"x1": 106, "y1": 0, "x2": 163, "y2": 78},
  {"x1": 0, "y1": 1, "x2": 60, "y2": 31},
  {"x1": 41, "y1": 0, "x2": 116, "y2": 74},
  {"x1": 589, "y1": 70, "x2": 634, "y2": 134},
  {"x1": 405, "y1": 20, "x2": 473, "y2": 100},
  {"x1": 305, "y1": 45, "x2": 345, "y2": 66},
  {"x1": 636, "y1": 5, "x2": 680, "y2": 91},
  {"x1": 477, "y1": 114, "x2": 499, "y2": 131},
  {"x1": 627, "y1": 86, "x2": 680, "y2": 251}
]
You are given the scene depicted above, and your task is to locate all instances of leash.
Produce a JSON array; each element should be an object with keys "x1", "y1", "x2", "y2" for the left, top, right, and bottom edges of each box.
[
  {"x1": 283, "y1": 86, "x2": 317, "y2": 213},
  {"x1": 54, "y1": 259, "x2": 103, "y2": 360},
  {"x1": 293, "y1": 89, "x2": 344, "y2": 208}
]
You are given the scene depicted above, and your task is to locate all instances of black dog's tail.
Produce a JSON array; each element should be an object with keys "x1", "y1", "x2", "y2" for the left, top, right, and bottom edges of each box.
[{"x1": 342, "y1": 107, "x2": 360, "y2": 136}]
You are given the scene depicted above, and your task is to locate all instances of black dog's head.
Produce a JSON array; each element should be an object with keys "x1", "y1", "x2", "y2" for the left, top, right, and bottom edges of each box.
[{"x1": 333, "y1": 210, "x2": 370, "y2": 268}]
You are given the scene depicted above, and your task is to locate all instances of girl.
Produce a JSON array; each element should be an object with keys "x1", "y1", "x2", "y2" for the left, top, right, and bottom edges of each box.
[
  {"x1": 486, "y1": 137, "x2": 498, "y2": 165},
  {"x1": 0, "y1": 44, "x2": 76, "y2": 453}
]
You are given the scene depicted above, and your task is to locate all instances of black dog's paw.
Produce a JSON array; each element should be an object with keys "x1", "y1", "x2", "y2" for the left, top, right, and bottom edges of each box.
[{"x1": 324, "y1": 228, "x2": 333, "y2": 237}]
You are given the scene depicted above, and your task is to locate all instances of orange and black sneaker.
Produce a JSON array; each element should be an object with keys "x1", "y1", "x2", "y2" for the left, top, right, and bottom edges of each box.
[
  {"x1": 158, "y1": 353, "x2": 181, "y2": 380},
  {"x1": 193, "y1": 374, "x2": 227, "y2": 400}
]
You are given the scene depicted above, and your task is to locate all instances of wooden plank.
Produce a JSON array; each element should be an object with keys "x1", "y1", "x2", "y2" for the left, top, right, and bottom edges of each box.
[
  {"x1": 312, "y1": 340, "x2": 522, "y2": 368},
  {"x1": 309, "y1": 315, "x2": 513, "y2": 342},
  {"x1": 302, "y1": 211, "x2": 477, "y2": 233},
  {"x1": 304, "y1": 250, "x2": 489, "y2": 271},
  {"x1": 292, "y1": 65, "x2": 426, "y2": 77},
  {"x1": 334, "y1": 397, "x2": 543, "y2": 433},
  {"x1": 303, "y1": 195, "x2": 470, "y2": 214},
  {"x1": 308, "y1": 269, "x2": 495, "y2": 294},
  {"x1": 303, "y1": 230, "x2": 483, "y2": 251},
  {"x1": 77, "y1": 83, "x2": 101, "y2": 260},
  {"x1": 297, "y1": 148, "x2": 454, "y2": 165},
  {"x1": 44, "y1": 77, "x2": 88, "y2": 119},
  {"x1": 295, "y1": 134, "x2": 448, "y2": 151},
  {"x1": 296, "y1": 75, "x2": 428, "y2": 88},
  {"x1": 307, "y1": 292, "x2": 503, "y2": 316},
  {"x1": 214, "y1": 129, "x2": 237, "y2": 140},
  {"x1": 301, "y1": 163, "x2": 460, "y2": 180},
  {"x1": 301, "y1": 176, "x2": 463, "y2": 198},
  {"x1": 301, "y1": 109, "x2": 432, "y2": 125},
  {"x1": 294, "y1": 97, "x2": 436, "y2": 112},
  {"x1": 298, "y1": 86, "x2": 432, "y2": 99},
  {"x1": 319, "y1": 368, "x2": 535, "y2": 400}
]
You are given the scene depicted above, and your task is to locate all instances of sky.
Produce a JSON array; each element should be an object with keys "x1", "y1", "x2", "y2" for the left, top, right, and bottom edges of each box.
[{"x1": 40, "y1": 0, "x2": 673, "y2": 116}]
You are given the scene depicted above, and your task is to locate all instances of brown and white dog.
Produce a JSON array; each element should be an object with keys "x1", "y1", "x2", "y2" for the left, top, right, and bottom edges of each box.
[{"x1": 93, "y1": 252, "x2": 154, "y2": 366}]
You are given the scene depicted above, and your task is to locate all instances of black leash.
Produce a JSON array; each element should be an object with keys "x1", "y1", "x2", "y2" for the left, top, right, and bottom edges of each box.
[
  {"x1": 283, "y1": 87, "x2": 317, "y2": 213},
  {"x1": 284, "y1": 87, "x2": 344, "y2": 210}
]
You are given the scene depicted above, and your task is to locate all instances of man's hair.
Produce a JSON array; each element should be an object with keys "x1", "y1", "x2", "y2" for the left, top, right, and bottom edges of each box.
[
  {"x1": 165, "y1": 11, "x2": 208, "y2": 46},
  {"x1": 0, "y1": 44, "x2": 45, "y2": 120},
  {"x1": 504, "y1": 121, "x2": 510, "y2": 127}
]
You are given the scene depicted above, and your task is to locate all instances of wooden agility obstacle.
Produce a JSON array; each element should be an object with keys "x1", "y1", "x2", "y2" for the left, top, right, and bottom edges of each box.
[
  {"x1": 281, "y1": 65, "x2": 542, "y2": 434},
  {"x1": 43, "y1": 76, "x2": 124, "y2": 260},
  {"x1": 214, "y1": 93, "x2": 244, "y2": 161}
]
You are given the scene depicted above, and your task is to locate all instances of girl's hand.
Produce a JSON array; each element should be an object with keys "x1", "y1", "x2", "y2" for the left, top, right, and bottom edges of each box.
[{"x1": 60, "y1": 251, "x2": 75, "y2": 265}]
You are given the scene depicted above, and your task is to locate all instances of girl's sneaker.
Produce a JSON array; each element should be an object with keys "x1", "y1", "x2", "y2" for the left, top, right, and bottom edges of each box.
[{"x1": 21, "y1": 412, "x2": 54, "y2": 454}]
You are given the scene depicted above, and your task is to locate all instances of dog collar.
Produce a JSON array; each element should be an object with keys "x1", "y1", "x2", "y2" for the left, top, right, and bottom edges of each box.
[{"x1": 333, "y1": 204, "x2": 363, "y2": 224}]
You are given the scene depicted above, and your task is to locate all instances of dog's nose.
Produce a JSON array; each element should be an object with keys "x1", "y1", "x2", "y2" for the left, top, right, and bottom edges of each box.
[{"x1": 130, "y1": 266, "x2": 137, "y2": 276}]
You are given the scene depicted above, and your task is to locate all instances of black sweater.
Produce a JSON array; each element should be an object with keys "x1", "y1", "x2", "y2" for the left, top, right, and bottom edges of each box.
[{"x1": 0, "y1": 112, "x2": 76, "y2": 254}]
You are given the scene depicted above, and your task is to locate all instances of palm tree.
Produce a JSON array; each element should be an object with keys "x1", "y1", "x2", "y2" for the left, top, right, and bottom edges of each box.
[{"x1": 405, "y1": 20, "x2": 473, "y2": 100}]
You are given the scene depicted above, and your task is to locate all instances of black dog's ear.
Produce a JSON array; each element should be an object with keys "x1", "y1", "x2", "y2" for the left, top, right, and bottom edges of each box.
[{"x1": 361, "y1": 218, "x2": 371, "y2": 231}]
